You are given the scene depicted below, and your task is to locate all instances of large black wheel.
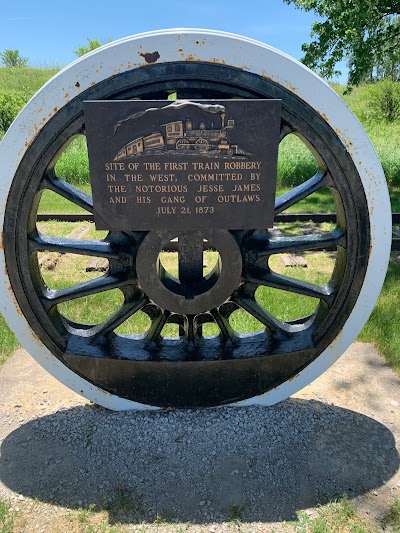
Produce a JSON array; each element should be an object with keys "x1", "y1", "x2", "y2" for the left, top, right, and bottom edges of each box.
[{"x1": 0, "y1": 31, "x2": 390, "y2": 409}]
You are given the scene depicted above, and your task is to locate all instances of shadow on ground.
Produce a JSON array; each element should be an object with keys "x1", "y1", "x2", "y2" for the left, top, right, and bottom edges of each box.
[{"x1": 0, "y1": 399, "x2": 398, "y2": 524}]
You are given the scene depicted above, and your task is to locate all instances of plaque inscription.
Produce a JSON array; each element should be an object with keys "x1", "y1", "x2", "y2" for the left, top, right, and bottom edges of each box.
[{"x1": 84, "y1": 99, "x2": 281, "y2": 231}]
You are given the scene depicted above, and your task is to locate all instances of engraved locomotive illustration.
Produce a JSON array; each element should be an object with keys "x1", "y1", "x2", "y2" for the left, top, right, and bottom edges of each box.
[{"x1": 114, "y1": 106, "x2": 250, "y2": 161}]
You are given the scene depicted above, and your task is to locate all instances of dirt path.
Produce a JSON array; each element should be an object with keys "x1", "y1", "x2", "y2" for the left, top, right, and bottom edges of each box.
[{"x1": 0, "y1": 343, "x2": 399, "y2": 532}]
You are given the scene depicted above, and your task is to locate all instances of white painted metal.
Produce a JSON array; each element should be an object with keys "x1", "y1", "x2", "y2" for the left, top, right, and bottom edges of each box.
[{"x1": 0, "y1": 29, "x2": 391, "y2": 410}]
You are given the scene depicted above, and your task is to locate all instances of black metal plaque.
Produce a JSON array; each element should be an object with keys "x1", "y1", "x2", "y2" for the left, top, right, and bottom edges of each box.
[{"x1": 84, "y1": 99, "x2": 281, "y2": 231}]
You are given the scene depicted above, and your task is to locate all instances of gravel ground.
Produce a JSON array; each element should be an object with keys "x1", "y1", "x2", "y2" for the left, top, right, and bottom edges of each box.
[{"x1": 0, "y1": 343, "x2": 399, "y2": 532}]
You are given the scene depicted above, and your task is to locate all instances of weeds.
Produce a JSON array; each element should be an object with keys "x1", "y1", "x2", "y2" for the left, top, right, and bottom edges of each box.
[
  {"x1": 75, "y1": 503, "x2": 126, "y2": 532},
  {"x1": 105, "y1": 487, "x2": 147, "y2": 524},
  {"x1": 0, "y1": 315, "x2": 19, "y2": 366},
  {"x1": 78, "y1": 503, "x2": 97, "y2": 525},
  {"x1": 290, "y1": 497, "x2": 372, "y2": 532},
  {"x1": 0, "y1": 500, "x2": 14, "y2": 533},
  {"x1": 363, "y1": 79, "x2": 400, "y2": 122},
  {"x1": 229, "y1": 503, "x2": 246, "y2": 526},
  {"x1": 382, "y1": 498, "x2": 400, "y2": 530}
]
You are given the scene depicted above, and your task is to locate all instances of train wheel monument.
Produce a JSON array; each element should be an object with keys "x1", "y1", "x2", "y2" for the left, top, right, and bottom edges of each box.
[{"x1": 0, "y1": 30, "x2": 392, "y2": 409}]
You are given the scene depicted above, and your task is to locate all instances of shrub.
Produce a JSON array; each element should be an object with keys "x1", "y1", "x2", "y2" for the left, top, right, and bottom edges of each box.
[
  {"x1": 73, "y1": 37, "x2": 112, "y2": 57},
  {"x1": 0, "y1": 49, "x2": 28, "y2": 68},
  {"x1": 0, "y1": 91, "x2": 29, "y2": 133},
  {"x1": 365, "y1": 78, "x2": 400, "y2": 122}
]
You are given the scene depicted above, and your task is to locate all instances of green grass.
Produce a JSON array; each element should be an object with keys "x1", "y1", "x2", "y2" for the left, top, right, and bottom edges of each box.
[
  {"x1": 55, "y1": 135, "x2": 90, "y2": 186},
  {"x1": 0, "y1": 67, "x2": 58, "y2": 97},
  {"x1": 363, "y1": 121, "x2": 400, "y2": 188},
  {"x1": 359, "y1": 260, "x2": 400, "y2": 373},
  {"x1": 277, "y1": 187, "x2": 336, "y2": 213},
  {"x1": 39, "y1": 188, "x2": 91, "y2": 214},
  {"x1": 390, "y1": 187, "x2": 400, "y2": 212},
  {"x1": 0, "y1": 316, "x2": 19, "y2": 366},
  {"x1": 0, "y1": 500, "x2": 14, "y2": 533},
  {"x1": 382, "y1": 498, "x2": 400, "y2": 530},
  {"x1": 333, "y1": 83, "x2": 400, "y2": 188},
  {"x1": 290, "y1": 497, "x2": 372, "y2": 532},
  {"x1": 278, "y1": 134, "x2": 318, "y2": 188}
]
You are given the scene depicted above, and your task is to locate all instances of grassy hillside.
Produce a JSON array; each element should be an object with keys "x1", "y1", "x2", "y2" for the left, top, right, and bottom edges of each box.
[
  {"x1": 0, "y1": 67, "x2": 58, "y2": 96},
  {"x1": 335, "y1": 83, "x2": 400, "y2": 188}
]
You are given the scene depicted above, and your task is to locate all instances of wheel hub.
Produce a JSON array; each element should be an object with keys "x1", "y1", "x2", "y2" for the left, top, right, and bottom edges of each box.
[{"x1": 136, "y1": 229, "x2": 243, "y2": 315}]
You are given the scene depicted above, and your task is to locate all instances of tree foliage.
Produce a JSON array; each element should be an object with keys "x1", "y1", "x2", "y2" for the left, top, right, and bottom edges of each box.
[
  {"x1": 284, "y1": 0, "x2": 400, "y2": 86},
  {"x1": 73, "y1": 37, "x2": 112, "y2": 57},
  {"x1": 0, "y1": 49, "x2": 28, "y2": 68}
]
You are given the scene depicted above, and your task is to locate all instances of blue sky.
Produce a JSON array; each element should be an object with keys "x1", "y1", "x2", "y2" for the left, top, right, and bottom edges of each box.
[{"x1": 0, "y1": 0, "x2": 346, "y2": 82}]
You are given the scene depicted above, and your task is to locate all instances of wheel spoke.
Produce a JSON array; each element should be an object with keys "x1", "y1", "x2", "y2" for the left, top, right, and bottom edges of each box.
[
  {"x1": 210, "y1": 308, "x2": 238, "y2": 344},
  {"x1": 44, "y1": 176, "x2": 93, "y2": 213},
  {"x1": 29, "y1": 233, "x2": 120, "y2": 259},
  {"x1": 90, "y1": 295, "x2": 148, "y2": 339},
  {"x1": 184, "y1": 315, "x2": 197, "y2": 344},
  {"x1": 275, "y1": 172, "x2": 331, "y2": 215},
  {"x1": 41, "y1": 274, "x2": 131, "y2": 310},
  {"x1": 242, "y1": 270, "x2": 335, "y2": 305},
  {"x1": 280, "y1": 123, "x2": 294, "y2": 141},
  {"x1": 251, "y1": 228, "x2": 345, "y2": 257},
  {"x1": 195, "y1": 312, "x2": 215, "y2": 327},
  {"x1": 145, "y1": 309, "x2": 170, "y2": 344},
  {"x1": 233, "y1": 293, "x2": 290, "y2": 337},
  {"x1": 178, "y1": 231, "x2": 204, "y2": 298}
]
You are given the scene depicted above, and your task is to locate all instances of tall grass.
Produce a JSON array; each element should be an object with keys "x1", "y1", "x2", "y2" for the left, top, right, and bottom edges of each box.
[
  {"x1": 278, "y1": 135, "x2": 318, "y2": 187},
  {"x1": 364, "y1": 121, "x2": 400, "y2": 187},
  {"x1": 55, "y1": 136, "x2": 90, "y2": 186},
  {"x1": 359, "y1": 261, "x2": 400, "y2": 374},
  {"x1": 0, "y1": 67, "x2": 58, "y2": 96},
  {"x1": 334, "y1": 82, "x2": 400, "y2": 187}
]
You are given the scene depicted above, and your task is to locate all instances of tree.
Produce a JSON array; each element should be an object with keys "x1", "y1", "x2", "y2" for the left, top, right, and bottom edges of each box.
[
  {"x1": 0, "y1": 49, "x2": 28, "y2": 68},
  {"x1": 283, "y1": 0, "x2": 400, "y2": 87},
  {"x1": 73, "y1": 37, "x2": 112, "y2": 57}
]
